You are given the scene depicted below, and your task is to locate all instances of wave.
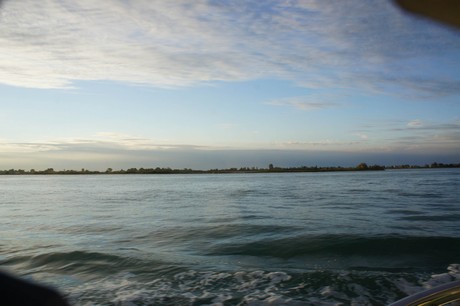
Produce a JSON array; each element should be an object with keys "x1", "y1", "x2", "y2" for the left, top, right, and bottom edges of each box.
[
  {"x1": 399, "y1": 214, "x2": 460, "y2": 221},
  {"x1": 2, "y1": 248, "x2": 459, "y2": 305},
  {"x1": 151, "y1": 224, "x2": 300, "y2": 245},
  {"x1": 60, "y1": 264, "x2": 460, "y2": 306},
  {"x1": 206, "y1": 234, "x2": 460, "y2": 270},
  {"x1": 0, "y1": 250, "x2": 178, "y2": 277}
]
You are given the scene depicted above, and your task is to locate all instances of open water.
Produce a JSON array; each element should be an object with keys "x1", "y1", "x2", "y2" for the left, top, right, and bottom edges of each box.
[{"x1": 0, "y1": 169, "x2": 459, "y2": 305}]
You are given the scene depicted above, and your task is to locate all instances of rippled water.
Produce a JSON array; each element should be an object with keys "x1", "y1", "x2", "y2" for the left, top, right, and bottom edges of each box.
[{"x1": 1, "y1": 169, "x2": 459, "y2": 305}]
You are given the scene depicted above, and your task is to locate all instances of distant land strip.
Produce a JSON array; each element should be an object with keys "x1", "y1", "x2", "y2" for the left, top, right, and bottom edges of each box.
[{"x1": 0, "y1": 162, "x2": 459, "y2": 175}]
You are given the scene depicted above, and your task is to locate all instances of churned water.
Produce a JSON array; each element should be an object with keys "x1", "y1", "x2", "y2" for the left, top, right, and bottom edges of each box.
[{"x1": 1, "y1": 169, "x2": 459, "y2": 305}]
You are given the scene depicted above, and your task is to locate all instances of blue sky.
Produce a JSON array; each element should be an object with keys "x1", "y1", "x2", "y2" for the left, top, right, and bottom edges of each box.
[{"x1": 1, "y1": 0, "x2": 459, "y2": 170}]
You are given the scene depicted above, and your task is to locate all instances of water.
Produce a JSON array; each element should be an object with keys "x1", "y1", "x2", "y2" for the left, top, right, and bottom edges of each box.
[{"x1": 1, "y1": 169, "x2": 459, "y2": 305}]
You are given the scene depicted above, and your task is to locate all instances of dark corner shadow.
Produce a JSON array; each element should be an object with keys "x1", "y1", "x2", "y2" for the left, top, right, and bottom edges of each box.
[
  {"x1": 0, "y1": 270, "x2": 69, "y2": 306},
  {"x1": 394, "y1": 0, "x2": 460, "y2": 29}
]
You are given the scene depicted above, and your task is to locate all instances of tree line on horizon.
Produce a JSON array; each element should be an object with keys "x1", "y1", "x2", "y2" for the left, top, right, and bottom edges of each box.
[{"x1": 0, "y1": 162, "x2": 459, "y2": 175}]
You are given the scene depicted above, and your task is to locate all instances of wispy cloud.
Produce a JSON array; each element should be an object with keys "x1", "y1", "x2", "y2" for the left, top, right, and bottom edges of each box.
[
  {"x1": 0, "y1": 133, "x2": 204, "y2": 154},
  {"x1": 0, "y1": 0, "x2": 459, "y2": 98},
  {"x1": 407, "y1": 119, "x2": 423, "y2": 128},
  {"x1": 1, "y1": 130, "x2": 458, "y2": 170},
  {"x1": 281, "y1": 139, "x2": 364, "y2": 148},
  {"x1": 402, "y1": 120, "x2": 460, "y2": 131},
  {"x1": 351, "y1": 119, "x2": 460, "y2": 153},
  {"x1": 267, "y1": 95, "x2": 341, "y2": 111}
]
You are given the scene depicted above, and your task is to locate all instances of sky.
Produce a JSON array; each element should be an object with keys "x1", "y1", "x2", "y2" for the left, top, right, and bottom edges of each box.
[{"x1": 1, "y1": 0, "x2": 460, "y2": 170}]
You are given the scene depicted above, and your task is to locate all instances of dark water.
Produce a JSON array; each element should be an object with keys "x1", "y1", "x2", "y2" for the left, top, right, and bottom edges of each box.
[{"x1": 0, "y1": 169, "x2": 459, "y2": 305}]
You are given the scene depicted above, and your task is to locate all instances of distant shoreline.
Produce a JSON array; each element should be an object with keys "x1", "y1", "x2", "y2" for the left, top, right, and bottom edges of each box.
[{"x1": 1, "y1": 162, "x2": 459, "y2": 175}]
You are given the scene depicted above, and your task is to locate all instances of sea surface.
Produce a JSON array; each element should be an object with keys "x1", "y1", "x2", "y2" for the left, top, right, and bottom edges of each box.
[{"x1": 1, "y1": 169, "x2": 459, "y2": 305}]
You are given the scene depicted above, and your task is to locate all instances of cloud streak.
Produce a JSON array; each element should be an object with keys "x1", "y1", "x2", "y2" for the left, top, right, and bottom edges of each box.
[
  {"x1": 400, "y1": 120, "x2": 460, "y2": 131},
  {"x1": 0, "y1": 0, "x2": 459, "y2": 99},
  {"x1": 267, "y1": 95, "x2": 340, "y2": 111},
  {"x1": 350, "y1": 119, "x2": 460, "y2": 154},
  {"x1": 2, "y1": 120, "x2": 459, "y2": 159}
]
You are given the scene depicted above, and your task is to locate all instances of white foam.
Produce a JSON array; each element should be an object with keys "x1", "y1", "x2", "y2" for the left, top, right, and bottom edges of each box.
[
  {"x1": 63, "y1": 264, "x2": 460, "y2": 305},
  {"x1": 243, "y1": 295, "x2": 306, "y2": 306},
  {"x1": 424, "y1": 263, "x2": 460, "y2": 289},
  {"x1": 267, "y1": 271, "x2": 291, "y2": 284},
  {"x1": 320, "y1": 285, "x2": 343, "y2": 299}
]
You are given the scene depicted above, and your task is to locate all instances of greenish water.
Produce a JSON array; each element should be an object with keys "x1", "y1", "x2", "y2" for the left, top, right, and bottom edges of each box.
[{"x1": 1, "y1": 169, "x2": 459, "y2": 305}]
